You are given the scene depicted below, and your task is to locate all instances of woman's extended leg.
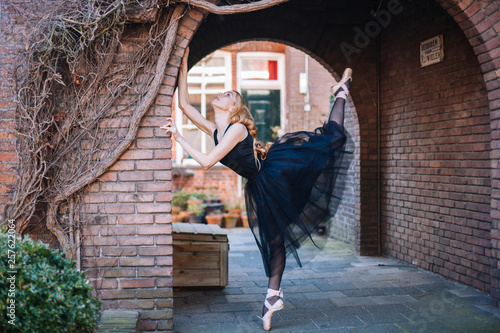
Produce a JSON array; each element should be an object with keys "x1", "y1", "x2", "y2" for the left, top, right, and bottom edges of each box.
[{"x1": 329, "y1": 68, "x2": 352, "y2": 126}]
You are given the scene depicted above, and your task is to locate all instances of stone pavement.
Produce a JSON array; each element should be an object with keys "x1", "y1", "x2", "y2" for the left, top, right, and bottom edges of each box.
[{"x1": 173, "y1": 228, "x2": 500, "y2": 333}]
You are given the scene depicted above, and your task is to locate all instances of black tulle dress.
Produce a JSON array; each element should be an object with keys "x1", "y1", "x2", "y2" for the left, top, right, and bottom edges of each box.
[{"x1": 214, "y1": 120, "x2": 352, "y2": 277}]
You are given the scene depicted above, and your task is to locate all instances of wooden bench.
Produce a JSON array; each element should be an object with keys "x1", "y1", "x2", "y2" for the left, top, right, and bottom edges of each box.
[{"x1": 172, "y1": 223, "x2": 228, "y2": 287}]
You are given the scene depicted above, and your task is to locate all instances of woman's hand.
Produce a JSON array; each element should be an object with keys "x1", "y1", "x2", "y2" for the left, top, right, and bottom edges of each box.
[{"x1": 160, "y1": 117, "x2": 180, "y2": 140}]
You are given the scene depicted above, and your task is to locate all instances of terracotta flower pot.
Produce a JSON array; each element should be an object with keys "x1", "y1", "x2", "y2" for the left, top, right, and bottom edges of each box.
[
  {"x1": 227, "y1": 209, "x2": 242, "y2": 215},
  {"x1": 179, "y1": 211, "x2": 190, "y2": 222},
  {"x1": 205, "y1": 214, "x2": 223, "y2": 225},
  {"x1": 172, "y1": 206, "x2": 181, "y2": 215},
  {"x1": 241, "y1": 215, "x2": 249, "y2": 228},
  {"x1": 223, "y1": 213, "x2": 239, "y2": 228},
  {"x1": 172, "y1": 215, "x2": 184, "y2": 222}
]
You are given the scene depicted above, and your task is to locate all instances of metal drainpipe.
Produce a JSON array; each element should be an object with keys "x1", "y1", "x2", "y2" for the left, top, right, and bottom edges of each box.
[{"x1": 376, "y1": 35, "x2": 382, "y2": 256}]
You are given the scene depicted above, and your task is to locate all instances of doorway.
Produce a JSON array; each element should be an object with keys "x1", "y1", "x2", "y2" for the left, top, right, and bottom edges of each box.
[{"x1": 242, "y1": 89, "x2": 281, "y2": 143}]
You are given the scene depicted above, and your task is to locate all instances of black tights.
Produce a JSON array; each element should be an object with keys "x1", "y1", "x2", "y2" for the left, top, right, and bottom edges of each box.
[
  {"x1": 268, "y1": 234, "x2": 285, "y2": 290},
  {"x1": 263, "y1": 234, "x2": 285, "y2": 316},
  {"x1": 329, "y1": 78, "x2": 351, "y2": 125}
]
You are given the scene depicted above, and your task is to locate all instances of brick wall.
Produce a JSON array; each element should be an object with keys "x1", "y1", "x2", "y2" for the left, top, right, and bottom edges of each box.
[
  {"x1": 286, "y1": 46, "x2": 331, "y2": 133},
  {"x1": 381, "y1": 0, "x2": 492, "y2": 291},
  {"x1": 178, "y1": 167, "x2": 239, "y2": 203},
  {"x1": 436, "y1": 0, "x2": 500, "y2": 309}
]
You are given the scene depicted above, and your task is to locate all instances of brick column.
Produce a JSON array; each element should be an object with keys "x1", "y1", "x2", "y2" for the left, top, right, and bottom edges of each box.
[
  {"x1": 81, "y1": 102, "x2": 176, "y2": 331},
  {"x1": 80, "y1": 8, "x2": 206, "y2": 332}
]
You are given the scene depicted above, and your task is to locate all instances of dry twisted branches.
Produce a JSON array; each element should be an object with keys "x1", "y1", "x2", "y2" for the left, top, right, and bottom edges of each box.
[{"x1": 174, "y1": 0, "x2": 289, "y2": 14}]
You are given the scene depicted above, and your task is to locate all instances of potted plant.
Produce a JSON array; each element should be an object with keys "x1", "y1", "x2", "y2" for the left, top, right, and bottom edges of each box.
[
  {"x1": 225, "y1": 198, "x2": 244, "y2": 215},
  {"x1": 173, "y1": 192, "x2": 191, "y2": 221},
  {"x1": 223, "y1": 212, "x2": 239, "y2": 228},
  {"x1": 187, "y1": 197, "x2": 206, "y2": 224},
  {"x1": 173, "y1": 191, "x2": 190, "y2": 211},
  {"x1": 224, "y1": 198, "x2": 244, "y2": 227},
  {"x1": 204, "y1": 191, "x2": 220, "y2": 204},
  {"x1": 189, "y1": 191, "x2": 207, "y2": 201}
]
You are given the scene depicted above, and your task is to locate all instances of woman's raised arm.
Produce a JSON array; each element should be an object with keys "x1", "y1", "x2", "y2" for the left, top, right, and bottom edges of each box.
[{"x1": 177, "y1": 48, "x2": 216, "y2": 137}]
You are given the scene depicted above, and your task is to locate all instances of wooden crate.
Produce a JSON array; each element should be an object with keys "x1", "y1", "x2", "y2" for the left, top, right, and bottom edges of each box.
[{"x1": 172, "y1": 223, "x2": 228, "y2": 287}]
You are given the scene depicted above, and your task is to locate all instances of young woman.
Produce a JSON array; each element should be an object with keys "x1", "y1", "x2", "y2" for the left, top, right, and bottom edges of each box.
[{"x1": 161, "y1": 48, "x2": 352, "y2": 331}]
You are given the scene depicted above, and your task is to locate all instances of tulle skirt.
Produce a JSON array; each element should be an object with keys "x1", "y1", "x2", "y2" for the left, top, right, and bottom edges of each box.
[{"x1": 244, "y1": 120, "x2": 353, "y2": 276}]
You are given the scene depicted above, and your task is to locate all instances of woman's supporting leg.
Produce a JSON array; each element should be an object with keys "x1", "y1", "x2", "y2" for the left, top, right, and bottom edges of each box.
[
  {"x1": 268, "y1": 234, "x2": 286, "y2": 290},
  {"x1": 262, "y1": 234, "x2": 285, "y2": 316},
  {"x1": 260, "y1": 233, "x2": 286, "y2": 330}
]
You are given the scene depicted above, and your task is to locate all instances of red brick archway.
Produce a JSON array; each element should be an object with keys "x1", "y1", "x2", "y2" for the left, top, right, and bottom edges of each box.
[
  {"x1": 183, "y1": 0, "x2": 500, "y2": 308},
  {"x1": 184, "y1": 2, "x2": 500, "y2": 309}
]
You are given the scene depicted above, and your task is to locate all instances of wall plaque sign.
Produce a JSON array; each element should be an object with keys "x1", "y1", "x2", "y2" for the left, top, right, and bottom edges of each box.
[{"x1": 420, "y1": 35, "x2": 444, "y2": 67}]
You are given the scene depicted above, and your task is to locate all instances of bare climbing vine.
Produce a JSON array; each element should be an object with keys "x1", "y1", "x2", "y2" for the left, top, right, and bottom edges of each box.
[{"x1": 2, "y1": 0, "x2": 289, "y2": 259}]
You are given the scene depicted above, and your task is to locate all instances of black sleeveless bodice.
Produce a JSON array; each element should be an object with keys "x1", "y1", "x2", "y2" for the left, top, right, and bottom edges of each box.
[{"x1": 214, "y1": 124, "x2": 261, "y2": 180}]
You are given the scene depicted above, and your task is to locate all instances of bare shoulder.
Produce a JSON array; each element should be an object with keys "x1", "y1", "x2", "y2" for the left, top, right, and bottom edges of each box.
[
  {"x1": 224, "y1": 122, "x2": 248, "y2": 142},
  {"x1": 231, "y1": 122, "x2": 248, "y2": 132}
]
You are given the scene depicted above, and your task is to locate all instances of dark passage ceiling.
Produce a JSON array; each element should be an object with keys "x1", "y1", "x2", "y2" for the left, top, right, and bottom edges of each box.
[{"x1": 189, "y1": 0, "x2": 384, "y2": 67}]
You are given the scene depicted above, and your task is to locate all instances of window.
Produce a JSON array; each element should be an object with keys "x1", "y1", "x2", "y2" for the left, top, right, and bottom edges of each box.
[
  {"x1": 241, "y1": 59, "x2": 278, "y2": 80},
  {"x1": 237, "y1": 52, "x2": 285, "y2": 143},
  {"x1": 174, "y1": 51, "x2": 232, "y2": 166}
]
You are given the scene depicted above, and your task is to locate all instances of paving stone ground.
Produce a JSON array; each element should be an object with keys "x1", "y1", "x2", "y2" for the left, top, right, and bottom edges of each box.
[{"x1": 173, "y1": 228, "x2": 500, "y2": 333}]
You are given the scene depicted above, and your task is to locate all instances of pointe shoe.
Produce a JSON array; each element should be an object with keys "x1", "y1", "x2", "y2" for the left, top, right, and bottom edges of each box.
[
  {"x1": 258, "y1": 288, "x2": 284, "y2": 331},
  {"x1": 331, "y1": 68, "x2": 353, "y2": 99}
]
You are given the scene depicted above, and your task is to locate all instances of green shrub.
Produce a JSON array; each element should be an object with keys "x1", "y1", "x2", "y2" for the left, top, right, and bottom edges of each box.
[
  {"x1": 172, "y1": 192, "x2": 190, "y2": 210},
  {"x1": 173, "y1": 192, "x2": 207, "y2": 211},
  {"x1": 188, "y1": 192, "x2": 206, "y2": 201},
  {"x1": 187, "y1": 199, "x2": 206, "y2": 216},
  {"x1": 0, "y1": 228, "x2": 102, "y2": 332}
]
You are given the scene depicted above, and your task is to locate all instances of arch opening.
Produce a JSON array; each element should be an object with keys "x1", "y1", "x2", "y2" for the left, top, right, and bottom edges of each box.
[{"x1": 172, "y1": 40, "x2": 360, "y2": 247}]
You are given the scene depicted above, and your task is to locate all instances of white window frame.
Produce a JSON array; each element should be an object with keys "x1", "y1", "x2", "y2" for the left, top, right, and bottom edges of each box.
[{"x1": 174, "y1": 50, "x2": 232, "y2": 167}]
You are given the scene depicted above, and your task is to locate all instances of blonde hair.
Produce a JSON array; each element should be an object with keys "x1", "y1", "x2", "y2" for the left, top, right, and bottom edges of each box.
[{"x1": 228, "y1": 91, "x2": 272, "y2": 160}]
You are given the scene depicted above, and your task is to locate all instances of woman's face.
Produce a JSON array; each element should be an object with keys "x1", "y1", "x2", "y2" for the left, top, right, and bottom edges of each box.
[{"x1": 211, "y1": 91, "x2": 236, "y2": 112}]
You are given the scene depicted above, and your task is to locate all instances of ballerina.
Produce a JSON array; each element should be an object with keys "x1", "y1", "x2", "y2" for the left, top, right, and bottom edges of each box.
[{"x1": 161, "y1": 48, "x2": 352, "y2": 331}]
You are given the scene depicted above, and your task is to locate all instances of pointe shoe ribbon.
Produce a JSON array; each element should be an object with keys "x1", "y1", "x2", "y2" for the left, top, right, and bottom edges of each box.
[
  {"x1": 331, "y1": 68, "x2": 352, "y2": 99},
  {"x1": 258, "y1": 288, "x2": 284, "y2": 331}
]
